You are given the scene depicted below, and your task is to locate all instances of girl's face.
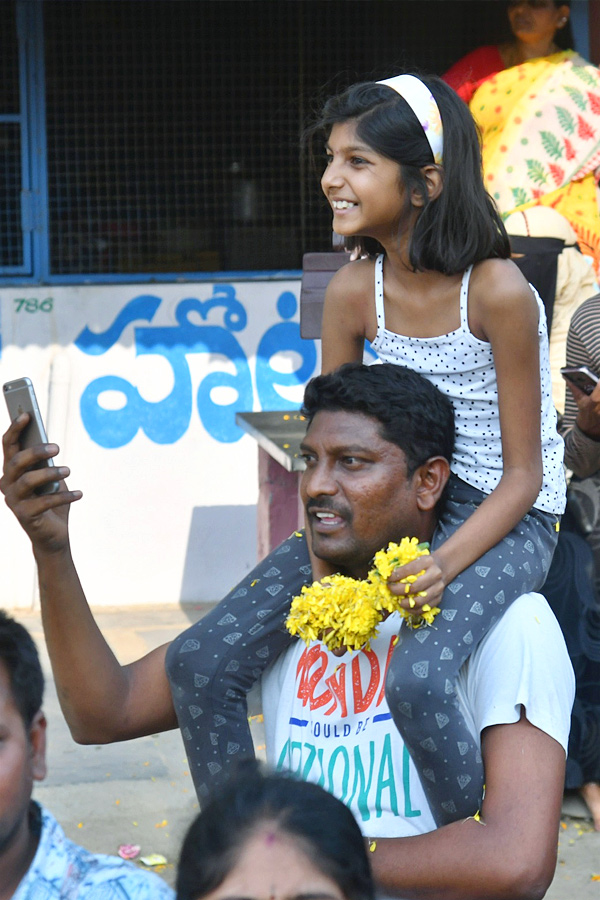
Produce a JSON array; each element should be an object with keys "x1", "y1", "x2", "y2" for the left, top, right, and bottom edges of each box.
[
  {"x1": 507, "y1": 1, "x2": 569, "y2": 46},
  {"x1": 199, "y1": 824, "x2": 347, "y2": 900},
  {"x1": 321, "y1": 120, "x2": 410, "y2": 245}
]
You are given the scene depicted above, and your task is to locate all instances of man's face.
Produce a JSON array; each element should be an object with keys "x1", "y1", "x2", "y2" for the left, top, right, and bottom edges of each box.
[
  {"x1": 0, "y1": 662, "x2": 46, "y2": 861},
  {"x1": 300, "y1": 410, "x2": 428, "y2": 579}
]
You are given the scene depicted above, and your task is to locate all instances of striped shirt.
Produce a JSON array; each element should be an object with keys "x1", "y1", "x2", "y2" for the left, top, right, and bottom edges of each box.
[{"x1": 562, "y1": 292, "x2": 600, "y2": 477}]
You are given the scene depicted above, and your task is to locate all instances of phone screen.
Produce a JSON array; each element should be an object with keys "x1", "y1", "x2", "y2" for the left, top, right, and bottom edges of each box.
[{"x1": 561, "y1": 367, "x2": 598, "y2": 396}]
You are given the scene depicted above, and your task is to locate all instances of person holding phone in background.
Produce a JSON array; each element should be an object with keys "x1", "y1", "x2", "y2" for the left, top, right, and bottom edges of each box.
[
  {"x1": 542, "y1": 293, "x2": 600, "y2": 829},
  {"x1": 561, "y1": 296, "x2": 600, "y2": 450}
]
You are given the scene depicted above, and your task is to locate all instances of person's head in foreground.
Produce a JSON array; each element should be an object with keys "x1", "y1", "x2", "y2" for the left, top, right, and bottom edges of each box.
[
  {"x1": 176, "y1": 761, "x2": 375, "y2": 900},
  {"x1": 0, "y1": 611, "x2": 175, "y2": 900},
  {"x1": 0, "y1": 610, "x2": 46, "y2": 893},
  {"x1": 299, "y1": 362, "x2": 455, "y2": 578}
]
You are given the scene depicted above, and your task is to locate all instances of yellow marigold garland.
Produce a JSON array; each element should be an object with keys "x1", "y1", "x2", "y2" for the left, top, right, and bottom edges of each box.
[{"x1": 286, "y1": 538, "x2": 440, "y2": 652}]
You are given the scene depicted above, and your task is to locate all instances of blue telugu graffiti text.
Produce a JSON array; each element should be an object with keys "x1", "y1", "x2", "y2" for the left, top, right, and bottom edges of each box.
[{"x1": 74, "y1": 284, "x2": 316, "y2": 447}]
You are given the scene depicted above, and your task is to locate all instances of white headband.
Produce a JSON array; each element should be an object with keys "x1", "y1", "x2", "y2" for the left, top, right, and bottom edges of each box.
[{"x1": 377, "y1": 74, "x2": 444, "y2": 165}]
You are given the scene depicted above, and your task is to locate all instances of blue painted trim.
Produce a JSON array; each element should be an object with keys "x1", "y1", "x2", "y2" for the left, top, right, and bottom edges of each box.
[
  {"x1": 27, "y1": 0, "x2": 49, "y2": 282},
  {"x1": 0, "y1": 269, "x2": 303, "y2": 287}
]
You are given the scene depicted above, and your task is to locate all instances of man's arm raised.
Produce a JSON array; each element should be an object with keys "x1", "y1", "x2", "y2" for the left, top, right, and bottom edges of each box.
[
  {"x1": 1, "y1": 416, "x2": 177, "y2": 742},
  {"x1": 369, "y1": 709, "x2": 564, "y2": 900}
]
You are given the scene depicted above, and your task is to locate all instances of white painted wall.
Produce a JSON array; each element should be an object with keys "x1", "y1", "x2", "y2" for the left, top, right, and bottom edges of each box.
[{"x1": 0, "y1": 279, "x2": 320, "y2": 608}]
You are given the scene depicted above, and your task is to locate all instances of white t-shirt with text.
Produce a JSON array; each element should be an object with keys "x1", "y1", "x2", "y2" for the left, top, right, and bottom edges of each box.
[{"x1": 262, "y1": 592, "x2": 574, "y2": 837}]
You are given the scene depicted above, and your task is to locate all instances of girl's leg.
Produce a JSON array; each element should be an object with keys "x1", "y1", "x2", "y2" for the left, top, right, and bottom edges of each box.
[
  {"x1": 165, "y1": 530, "x2": 310, "y2": 800},
  {"x1": 385, "y1": 476, "x2": 558, "y2": 826}
]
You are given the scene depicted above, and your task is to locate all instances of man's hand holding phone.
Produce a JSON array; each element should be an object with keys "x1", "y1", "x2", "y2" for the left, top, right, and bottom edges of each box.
[
  {"x1": 561, "y1": 365, "x2": 600, "y2": 440},
  {"x1": 1, "y1": 385, "x2": 82, "y2": 555}
]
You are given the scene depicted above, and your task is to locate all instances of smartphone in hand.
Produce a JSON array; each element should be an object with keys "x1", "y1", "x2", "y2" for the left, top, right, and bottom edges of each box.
[
  {"x1": 560, "y1": 365, "x2": 599, "y2": 396},
  {"x1": 3, "y1": 377, "x2": 60, "y2": 494}
]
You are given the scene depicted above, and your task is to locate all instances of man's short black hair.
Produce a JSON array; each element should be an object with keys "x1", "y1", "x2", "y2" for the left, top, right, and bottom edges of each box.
[
  {"x1": 302, "y1": 363, "x2": 455, "y2": 475},
  {"x1": 0, "y1": 610, "x2": 44, "y2": 730}
]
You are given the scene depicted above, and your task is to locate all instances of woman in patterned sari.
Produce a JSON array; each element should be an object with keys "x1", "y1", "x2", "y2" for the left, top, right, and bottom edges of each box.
[{"x1": 444, "y1": 1, "x2": 600, "y2": 274}]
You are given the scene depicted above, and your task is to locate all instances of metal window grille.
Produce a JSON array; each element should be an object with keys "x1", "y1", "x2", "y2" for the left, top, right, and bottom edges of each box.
[
  {"x1": 41, "y1": 1, "x2": 508, "y2": 277},
  {"x1": 0, "y1": 1, "x2": 24, "y2": 269}
]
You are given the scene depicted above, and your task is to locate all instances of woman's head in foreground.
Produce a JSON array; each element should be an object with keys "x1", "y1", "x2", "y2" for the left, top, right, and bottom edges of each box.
[{"x1": 176, "y1": 762, "x2": 375, "y2": 900}]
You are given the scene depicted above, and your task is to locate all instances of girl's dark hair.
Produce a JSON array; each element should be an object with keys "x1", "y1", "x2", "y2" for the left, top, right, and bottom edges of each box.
[
  {"x1": 306, "y1": 74, "x2": 510, "y2": 274},
  {"x1": 176, "y1": 761, "x2": 375, "y2": 900}
]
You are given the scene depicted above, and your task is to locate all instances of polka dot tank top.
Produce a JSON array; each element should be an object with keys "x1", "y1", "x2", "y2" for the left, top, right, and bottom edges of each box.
[{"x1": 371, "y1": 254, "x2": 565, "y2": 514}]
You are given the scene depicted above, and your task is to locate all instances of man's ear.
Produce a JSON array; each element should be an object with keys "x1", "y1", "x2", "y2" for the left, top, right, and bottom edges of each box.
[
  {"x1": 411, "y1": 165, "x2": 443, "y2": 208},
  {"x1": 414, "y1": 456, "x2": 450, "y2": 511},
  {"x1": 28, "y1": 710, "x2": 48, "y2": 782}
]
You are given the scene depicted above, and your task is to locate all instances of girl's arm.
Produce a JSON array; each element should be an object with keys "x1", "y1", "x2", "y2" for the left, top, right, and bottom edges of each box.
[
  {"x1": 320, "y1": 258, "x2": 374, "y2": 373},
  {"x1": 393, "y1": 261, "x2": 547, "y2": 605}
]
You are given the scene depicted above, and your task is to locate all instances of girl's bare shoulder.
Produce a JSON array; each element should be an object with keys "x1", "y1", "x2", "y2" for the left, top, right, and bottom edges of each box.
[
  {"x1": 321, "y1": 256, "x2": 377, "y2": 367},
  {"x1": 470, "y1": 258, "x2": 537, "y2": 312},
  {"x1": 326, "y1": 256, "x2": 376, "y2": 305}
]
